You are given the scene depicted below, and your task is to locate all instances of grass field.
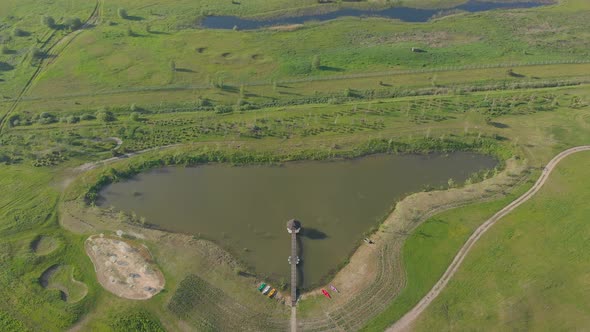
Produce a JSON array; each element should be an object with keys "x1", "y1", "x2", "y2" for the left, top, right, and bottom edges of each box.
[
  {"x1": 25, "y1": 1, "x2": 590, "y2": 101},
  {"x1": 1, "y1": 0, "x2": 590, "y2": 330},
  {"x1": 411, "y1": 151, "x2": 590, "y2": 331},
  {"x1": 0, "y1": 84, "x2": 588, "y2": 330}
]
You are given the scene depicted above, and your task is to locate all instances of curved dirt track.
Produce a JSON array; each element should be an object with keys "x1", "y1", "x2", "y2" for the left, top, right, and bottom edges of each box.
[{"x1": 389, "y1": 145, "x2": 590, "y2": 332}]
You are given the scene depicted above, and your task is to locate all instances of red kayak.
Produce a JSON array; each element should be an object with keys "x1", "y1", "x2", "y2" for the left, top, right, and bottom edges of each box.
[{"x1": 321, "y1": 289, "x2": 331, "y2": 299}]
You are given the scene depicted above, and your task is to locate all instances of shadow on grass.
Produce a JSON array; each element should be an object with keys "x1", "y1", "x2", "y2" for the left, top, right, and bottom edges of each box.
[
  {"x1": 319, "y1": 65, "x2": 345, "y2": 72},
  {"x1": 489, "y1": 121, "x2": 510, "y2": 129},
  {"x1": 125, "y1": 16, "x2": 144, "y2": 21},
  {"x1": 0, "y1": 62, "x2": 14, "y2": 71}
]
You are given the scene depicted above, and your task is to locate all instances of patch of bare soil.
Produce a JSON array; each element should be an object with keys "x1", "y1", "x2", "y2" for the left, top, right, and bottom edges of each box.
[
  {"x1": 268, "y1": 24, "x2": 304, "y2": 32},
  {"x1": 86, "y1": 234, "x2": 165, "y2": 300}
]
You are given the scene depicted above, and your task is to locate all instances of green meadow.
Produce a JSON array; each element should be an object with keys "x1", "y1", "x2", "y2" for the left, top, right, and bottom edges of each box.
[
  {"x1": 0, "y1": 0, "x2": 590, "y2": 330},
  {"x1": 412, "y1": 151, "x2": 590, "y2": 331}
]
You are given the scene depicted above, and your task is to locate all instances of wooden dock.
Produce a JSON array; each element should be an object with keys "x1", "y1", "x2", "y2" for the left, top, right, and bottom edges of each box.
[
  {"x1": 286, "y1": 219, "x2": 301, "y2": 307},
  {"x1": 290, "y1": 231, "x2": 297, "y2": 306}
]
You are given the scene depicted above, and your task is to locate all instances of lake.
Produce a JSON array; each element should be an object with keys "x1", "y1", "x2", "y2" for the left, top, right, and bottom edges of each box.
[{"x1": 99, "y1": 152, "x2": 496, "y2": 288}]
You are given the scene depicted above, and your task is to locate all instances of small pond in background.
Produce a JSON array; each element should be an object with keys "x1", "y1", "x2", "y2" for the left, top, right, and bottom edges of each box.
[{"x1": 202, "y1": 1, "x2": 550, "y2": 30}]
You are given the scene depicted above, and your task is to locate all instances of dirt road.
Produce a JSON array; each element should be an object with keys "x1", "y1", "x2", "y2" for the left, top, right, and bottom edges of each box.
[{"x1": 388, "y1": 145, "x2": 590, "y2": 332}]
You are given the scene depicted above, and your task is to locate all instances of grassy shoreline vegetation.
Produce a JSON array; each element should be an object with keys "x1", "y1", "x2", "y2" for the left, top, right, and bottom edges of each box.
[
  {"x1": 412, "y1": 151, "x2": 590, "y2": 331},
  {"x1": 1, "y1": 0, "x2": 590, "y2": 330}
]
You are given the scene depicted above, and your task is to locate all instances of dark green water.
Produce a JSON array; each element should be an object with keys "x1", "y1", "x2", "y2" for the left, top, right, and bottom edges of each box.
[{"x1": 99, "y1": 152, "x2": 496, "y2": 288}]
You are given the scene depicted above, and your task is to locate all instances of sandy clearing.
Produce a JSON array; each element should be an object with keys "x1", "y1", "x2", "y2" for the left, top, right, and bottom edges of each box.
[{"x1": 85, "y1": 234, "x2": 165, "y2": 300}]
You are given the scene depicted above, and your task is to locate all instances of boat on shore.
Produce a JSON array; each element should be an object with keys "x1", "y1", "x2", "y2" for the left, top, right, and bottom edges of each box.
[
  {"x1": 258, "y1": 283, "x2": 267, "y2": 291},
  {"x1": 268, "y1": 288, "x2": 276, "y2": 298},
  {"x1": 321, "y1": 289, "x2": 331, "y2": 299},
  {"x1": 262, "y1": 286, "x2": 271, "y2": 294}
]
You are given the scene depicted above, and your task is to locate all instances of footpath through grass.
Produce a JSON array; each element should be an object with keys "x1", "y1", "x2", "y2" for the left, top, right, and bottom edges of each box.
[
  {"x1": 412, "y1": 151, "x2": 590, "y2": 331},
  {"x1": 361, "y1": 176, "x2": 534, "y2": 331}
]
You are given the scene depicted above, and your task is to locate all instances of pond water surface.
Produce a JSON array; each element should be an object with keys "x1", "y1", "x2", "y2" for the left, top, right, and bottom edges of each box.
[
  {"x1": 99, "y1": 152, "x2": 496, "y2": 288},
  {"x1": 202, "y1": 1, "x2": 550, "y2": 29}
]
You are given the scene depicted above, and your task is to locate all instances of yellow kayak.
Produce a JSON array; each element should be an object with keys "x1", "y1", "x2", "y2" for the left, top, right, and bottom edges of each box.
[{"x1": 268, "y1": 288, "x2": 276, "y2": 298}]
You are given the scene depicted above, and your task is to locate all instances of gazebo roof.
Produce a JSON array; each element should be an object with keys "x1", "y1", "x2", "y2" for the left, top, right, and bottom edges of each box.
[{"x1": 286, "y1": 219, "x2": 301, "y2": 231}]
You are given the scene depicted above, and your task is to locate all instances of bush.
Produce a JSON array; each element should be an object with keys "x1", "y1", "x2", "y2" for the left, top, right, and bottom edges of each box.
[
  {"x1": 42, "y1": 16, "x2": 56, "y2": 29},
  {"x1": 195, "y1": 97, "x2": 210, "y2": 107},
  {"x1": 30, "y1": 48, "x2": 44, "y2": 60},
  {"x1": 312, "y1": 54, "x2": 321, "y2": 70},
  {"x1": 1, "y1": 45, "x2": 9, "y2": 54},
  {"x1": 8, "y1": 114, "x2": 20, "y2": 127},
  {"x1": 118, "y1": 8, "x2": 128, "y2": 19},
  {"x1": 12, "y1": 28, "x2": 27, "y2": 37},
  {"x1": 129, "y1": 112, "x2": 141, "y2": 121},
  {"x1": 96, "y1": 110, "x2": 116, "y2": 122},
  {"x1": 214, "y1": 105, "x2": 233, "y2": 114},
  {"x1": 38, "y1": 112, "x2": 57, "y2": 125},
  {"x1": 65, "y1": 17, "x2": 83, "y2": 30},
  {"x1": 67, "y1": 115, "x2": 80, "y2": 124},
  {"x1": 80, "y1": 114, "x2": 95, "y2": 121}
]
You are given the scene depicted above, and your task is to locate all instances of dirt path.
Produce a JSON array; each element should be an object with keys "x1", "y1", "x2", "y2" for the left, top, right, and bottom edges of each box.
[
  {"x1": 388, "y1": 145, "x2": 590, "y2": 332},
  {"x1": 107, "y1": 137, "x2": 123, "y2": 150},
  {"x1": 74, "y1": 143, "x2": 181, "y2": 172}
]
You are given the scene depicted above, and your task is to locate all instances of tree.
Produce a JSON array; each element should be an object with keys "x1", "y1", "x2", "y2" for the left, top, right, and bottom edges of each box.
[
  {"x1": 129, "y1": 112, "x2": 141, "y2": 122},
  {"x1": 1, "y1": 45, "x2": 9, "y2": 54},
  {"x1": 96, "y1": 110, "x2": 116, "y2": 122},
  {"x1": 312, "y1": 54, "x2": 321, "y2": 70},
  {"x1": 42, "y1": 16, "x2": 56, "y2": 29},
  {"x1": 118, "y1": 8, "x2": 128, "y2": 19},
  {"x1": 169, "y1": 60, "x2": 176, "y2": 72}
]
